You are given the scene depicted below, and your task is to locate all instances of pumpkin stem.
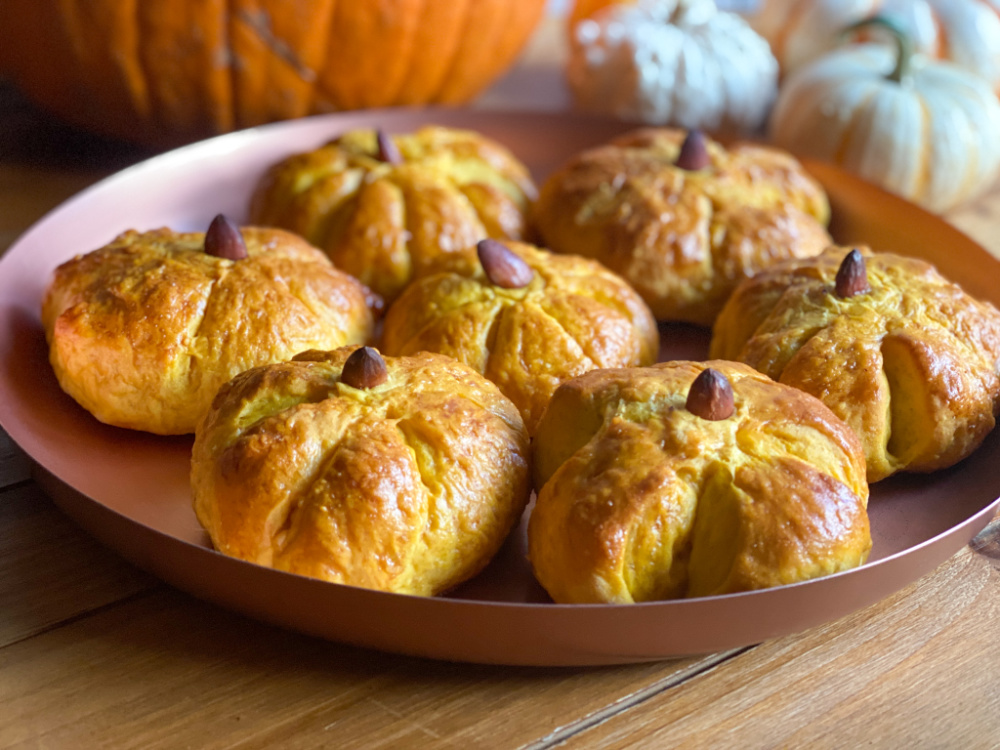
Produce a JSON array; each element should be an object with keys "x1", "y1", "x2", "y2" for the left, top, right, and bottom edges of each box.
[{"x1": 842, "y1": 16, "x2": 913, "y2": 84}]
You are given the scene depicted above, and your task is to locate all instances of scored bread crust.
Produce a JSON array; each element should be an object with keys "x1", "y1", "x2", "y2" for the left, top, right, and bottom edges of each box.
[
  {"x1": 710, "y1": 246, "x2": 1000, "y2": 481},
  {"x1": 41, "y1": 226, "x2": 375, "y2": 435},
  {"x1": 191, "y1": 347, "x2": 531, "y2": 596},
  {"x1": 532, "y1": 127, "x2": 831, "y2": 325},
  {"x1": 529, "y1": 360, "x2": 870, "y2": 604},
  {"x1": 380, "y1": 240, "x2": 660, "y2": 434},
  {"x1": 249, "y1": 125, "x2": 538, "y2": 304}
]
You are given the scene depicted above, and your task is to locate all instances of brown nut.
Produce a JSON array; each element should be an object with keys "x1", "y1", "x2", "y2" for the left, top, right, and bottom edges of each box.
[
  {"x1": 341, "y1": 346, "x2": 389, "y2": 389},
  {"x1": 686, "y1": 368, "x2": 735, "y2": 421},
  {"x1": 375, "y1": 129, "x2": 403, "y2": 165},
  {"x1": 835, "y1": 249, "x2": 871, "y2": 298},
  {"x1": 675, "y1": 130, "x2": 711, "y2": 171},
  {"x1": 204, "y1": 214, "x2": 248, "y2": 260},
  {"x1": 477, "y1": 239, "x2": 534, "y2": 289}
]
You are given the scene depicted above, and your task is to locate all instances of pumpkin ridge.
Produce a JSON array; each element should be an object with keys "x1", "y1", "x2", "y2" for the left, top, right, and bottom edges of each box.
[
  {"x1": 471, "y1": 0, "x2": 542, "y2": 103},
  {"x1": 378, "y1": 0, "x2": 424, "y2": 105},
  {"x1": 913, "y1": 95, "x2": 932, "y2": 207},
  {"x1": 425, "y1": 0, "x2": 475, "y2": 103},
  {"x1": 210, "y1": 0, "x2": 238, "y2": 134},
  {"x1": 235, "y1": 7, "x2": 318, "y2": 82},
  {"x1": 59, "y1": 3, "x2": 101, "y2": 118},
  {"x1": 928, "y1": 5, "x2": 945, "y2": 60},
  {"x1": 394, "y1": 0, "x2": 469, "y2": 105},
  {"x1": 120, "y1": 0, "x2": 152, "y2": 123},
  {"x1": 304, "y1": 0, "x2": 341, "y2": 113},
  {"x1": 306, "y1": 0, "x2": 338, "y2": 114},
  {"x1": 57, "y1": 3, "x2": 92, "y2": 109},
  {"x1": 229, "y1": 1, "x2": 327, "y2": 128},
  {"x1": 311, "y1": 0, "x2": 350, "y2": 110},
  {"x1": 138, "y1": 0, "x2": 236, "y2": 135},
  {"x1": 831, "y1": 88, "x2": 879, "y2": 167},
  {"x1": 70, "y1": 0, "x2": 153, "y2": 131},
  {"x1": 223, "y1": 0, "x2": 238, "y2": 133},
  {"x1": 771, "y1": 0, "x2": 812, "y2": 69},
  {"x1": 135, "y1": 3, "x2": 167, "y2": 131}
]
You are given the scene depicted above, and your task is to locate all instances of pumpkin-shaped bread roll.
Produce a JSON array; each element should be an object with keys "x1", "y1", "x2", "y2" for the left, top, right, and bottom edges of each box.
[
  {"x1": 249, "y1": 125, "x2": 537, "y2": 304},
  {"x1": 41, "y1": 218, "x2": 377, "y2": 435},
  {"x1": 191, "y1": 346, "x2": 531, "y2": 595},
  {"x1": 380, "y1": 239, "x2": 660, "y2": 434},
  {"x1": 711, "y1": 247, "x2": 1000, "y2": 482},
  {"x1": 532, "y1": 127, "x2": 831, "y2": 325},
  {"x1": 529, "y1": 361, "x2": 871, "y2": 604}
]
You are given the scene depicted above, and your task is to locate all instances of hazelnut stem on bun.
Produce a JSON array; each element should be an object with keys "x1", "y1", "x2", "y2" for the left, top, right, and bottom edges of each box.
[
  {"x1": 375, "y1": 129, "x2": 403, "y2": 165},
  {"x1": 686, "y1": 368, "x2": 735, "y2": 421},
  {"x1": 341, "y1": 346, "x2": 389, "y2": 389},
  {"x1": 477, "y1": 239, "x2": 534, "y2": 289},
  {"x1": 204, "y1": 215, "x2": 248, "y2": 260},
  {"x1": 835, "y1": 249, "x2": 871, "y2": 298},
  {"x1": 675, "y1": 130, "x2": 711, "y2": 171}
]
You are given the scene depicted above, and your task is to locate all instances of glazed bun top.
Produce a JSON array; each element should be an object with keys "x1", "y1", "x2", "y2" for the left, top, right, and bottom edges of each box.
[
  {"x1": 711, "y1": 246, "x2": 1000, "y2": 481},
  {"x1": 381, "y1": 239, "x2": 659, "y2": 434},
  {"x1": 529, "y1": 360, "x2": 871, "y2": 604},
  {"x1": 533, "y1": 127, "x2": 831, "y2": 325},
  {"x1": 42, "y1": 222, "x2": 376, "y2": 435},
  {"x1": 250, "y1": 125, "x2": 537, "y2": 303},
  {"x1": 191, "y1": 346, "x2": 531, "y2": 596}
]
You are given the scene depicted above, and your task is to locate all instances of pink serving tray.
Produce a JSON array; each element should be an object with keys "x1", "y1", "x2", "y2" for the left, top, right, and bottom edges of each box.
[{"x1": 1, "y1": 109, "x2": 998, "y2": 666}]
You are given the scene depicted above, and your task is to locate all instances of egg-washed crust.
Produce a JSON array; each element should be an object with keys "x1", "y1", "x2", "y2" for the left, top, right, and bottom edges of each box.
[
  {"x1": 41, "y1": 227, "x2": 376, "y2": 435},
  {"x1": 249, "y1": 125, "x2": 538, "y2": 303},
  {"x1": 533, "y1": 127, "x2": 832, "y2": 325},
  {"x1": 191, "y1": 348, "x2": 531, "y2": 596},
  {"x1": 529, "y1": 360, "x2": 870, "y2": 604},
  {"x1": 711, "y1": 246, "x2": 1000, "y2": 482},
  {"x1": 380, "y1": 240, "x2": 660, "y2": 434}
]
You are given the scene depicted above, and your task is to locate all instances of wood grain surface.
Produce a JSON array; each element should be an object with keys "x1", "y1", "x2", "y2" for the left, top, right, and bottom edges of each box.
[{"x1": 3, "y1": 22, "x2": 1000, "y2": 745}]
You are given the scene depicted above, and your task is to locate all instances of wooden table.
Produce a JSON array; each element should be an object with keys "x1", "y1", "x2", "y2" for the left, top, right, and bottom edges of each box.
[{"x1": 3, "y1": 24, "x2": 1000, "y2": 745}]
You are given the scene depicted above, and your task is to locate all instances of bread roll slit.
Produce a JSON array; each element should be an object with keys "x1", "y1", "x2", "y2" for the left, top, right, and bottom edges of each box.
[
  {"x1": 619, "y1": 466, "x2": 698, "y2": 602},
  {"x1": 880, "y1": 333, "x2": 966, "y2": 472},
  {"x1": 183, "y1": 276, "x2": 218, "y2": 387},
  {"x1": 314, "y1": 187, "x2": 364, "y2": 256},
  {"x1": 289, "y1": 168, "x2": 364, "y2": 242},
  {"x1": 685, "y1": 465, "x2": 743, "y2": 598},
  {"x1": 531, "y1": 303, "x2": 599, "y2": 372}
]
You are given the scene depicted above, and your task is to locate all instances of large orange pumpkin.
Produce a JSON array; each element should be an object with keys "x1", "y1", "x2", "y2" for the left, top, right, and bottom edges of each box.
[{"x1": 0, "y1": 0, "x2": 547, "y2": 146}]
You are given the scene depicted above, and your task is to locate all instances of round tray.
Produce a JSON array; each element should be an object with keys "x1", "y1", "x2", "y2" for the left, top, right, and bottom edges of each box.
[{"x1": 2, "y1": 109, "x2": 998, "y2": 665}]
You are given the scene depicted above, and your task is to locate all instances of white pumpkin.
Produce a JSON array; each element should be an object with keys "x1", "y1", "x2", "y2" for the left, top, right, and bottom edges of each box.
[
  {"x1": 770, "y1": 22, "x2": 1000, "y2": 212},
  {"x1": 753, "y1": 0, "x2": 1000, "y2": 91},
  {"x1": 567, "y1": 0, "x2": 779, "y2": 133}
]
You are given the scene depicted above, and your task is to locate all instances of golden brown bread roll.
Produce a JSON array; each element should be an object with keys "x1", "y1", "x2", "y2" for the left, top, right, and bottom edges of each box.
[
  {"x1": 249, "y1": 125, "x2": 537, "y2": 303},
  {"x1": 191, "y1": 346, "x2": 531, "y2": 595},
  {"x1": 711, "y1": 247, "x2": 1000, "y2": 482},
  {"x1": 41, "y1": 221, "x2": 376, "y2": 435},
  {"x1": 532, "y1": 128, "x2": 832, "y2": 325},
  {"x1": 380, "y1": 239, "x2": 659, "y2": 434},
  {"x1": 529, "y1": 360, "x2": 871, "y2": 604}
]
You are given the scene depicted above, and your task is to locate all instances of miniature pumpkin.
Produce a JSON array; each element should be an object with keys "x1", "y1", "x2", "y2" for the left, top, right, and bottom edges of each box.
[
  {"x1": 753, "y1": 0, "x2": 1000, "y2": 91},
  {"x1": 0, "y1": 0, "x2": 547, "y2": 146},
  {"x1": 769, "y1": 19, "x2": 1000, "y2": 213},
  {"x1": 567, "y1": 0, "x2": 779, "y2": 134}
]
